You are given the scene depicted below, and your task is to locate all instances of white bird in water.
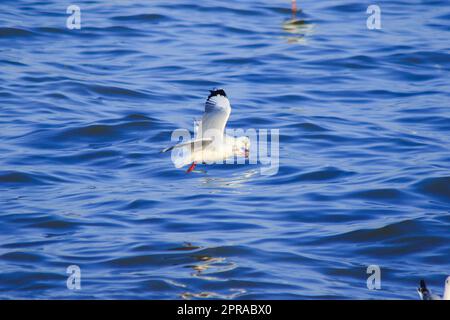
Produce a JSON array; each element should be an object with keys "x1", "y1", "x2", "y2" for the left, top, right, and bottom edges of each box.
[
  {"x1": 417, "y1": 276, "x2": 450, "y2": 300},
  {"x1": 161, "y1": 88, "x2": 250, "y2": 173}
]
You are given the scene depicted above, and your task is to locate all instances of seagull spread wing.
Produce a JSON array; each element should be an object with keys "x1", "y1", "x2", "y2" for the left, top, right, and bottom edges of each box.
[
  {"x1": 161, "y1": 88, "x2": 233, "y2": 170},
  {"x1": 198, "y1": 89, "x2": 231, "y2": 140},
  {"x1": 160, "y1": 138, "x2": 213, "y2": 153}
]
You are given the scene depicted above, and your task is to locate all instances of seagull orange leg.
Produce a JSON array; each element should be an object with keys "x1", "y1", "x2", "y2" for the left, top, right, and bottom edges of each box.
[
  {"x1": 186, "y1": 162, "x2": 197, "y2": 173},
  {"x1": 292, "y1": 0, "x2": 297, "y2": 18}
]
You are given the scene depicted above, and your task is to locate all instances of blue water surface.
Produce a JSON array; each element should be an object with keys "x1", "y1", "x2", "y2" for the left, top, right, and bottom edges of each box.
[{"x1": 0, "y1": 0, "x2": 449, "y2": 299}]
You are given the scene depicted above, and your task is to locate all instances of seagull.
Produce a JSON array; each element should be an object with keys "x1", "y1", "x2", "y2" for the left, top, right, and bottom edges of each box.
[
  {"x1": 161, "y1": 88, "x2": 250, "y2": 173},
  {"x1": 417, "y1": 276, "x2": 450, "y2": 300}
]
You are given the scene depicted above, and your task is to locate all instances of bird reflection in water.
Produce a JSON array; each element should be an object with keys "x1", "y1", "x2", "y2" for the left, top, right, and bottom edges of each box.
[
  {"x1": 187, "y1": 254, "x2": 236, "y2": 281},
  {"x1": 201, "y1": 168, "x2": 258, "y2": 191},
  {"x1": 177, "y1": 244, "x2": 245, "y2": 299},
  {"x1": 181, "y1": 288, "x2": 245, "y2": 300},
  {"x1": 283, "y1": 0, "x2": 314, "y2": 44}
]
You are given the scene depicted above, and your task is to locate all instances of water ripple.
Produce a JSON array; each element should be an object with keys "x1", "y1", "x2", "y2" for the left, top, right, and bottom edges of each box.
[{"x1": 0, "y1": 0, "x2": 449, "y2": 300}]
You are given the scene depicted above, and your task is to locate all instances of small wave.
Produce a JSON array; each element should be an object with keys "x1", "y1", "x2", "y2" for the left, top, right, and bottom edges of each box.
[
  {"x1": 350, "y1": 188, "x2": 407, "y2": 201},
  {"x1": 326, "y1": 3, "x2": 366, "y2": 13},
  {"x1": 221, "y1": 25, "x2": 258, "y2": 35},
  {"x1": 28, "y1": 220, "x2": 78, "y2": 230},
  {"x1": 315, "y1": 55, "x2": 379, "y2": 70},
  {"x1": 35, "y1": 27, "x2": 68, "y2": 35},
  {"x1": 284, "y1": 122, "x2": 328, "y2": 132},
  {"x1": 413, "y1": 176, "x2": 450, "y2": 202},
  {"x1": 0, "y1": 171, "x2": 38, "y2": 184},
  {"x1": 81, "y1": 26, "x2": 142, "y2": 36},
  {"x1": 111, "y1": 13, "x2": 171, "y2": 22},
  {"x1": 265, "y1": 167, "x2": 355, "y2": 185},
  {"x1": 88, "y1": 85, "x2": 149, "y2": 99},
  {"x1": 298, "y1": 167, "x2": 356, "y2": 182},
  {"x1": 336, "y1": 219, "x2": 423, "y2": 243},
  {"x1": 0, "y1": 27, "x2": 35, "y2": 38},
  {"x1": 212, "y1": 57, "x2": 263, "y2": 65},
  {"x1": 0, "y1": 251, "x2": 44, "y2": 263},
  {"x1": 120, "y1": 199, "x2": 160, "y2": 211},
  {"x1": 105, "y1": 253, "x2": 191, "y2": 268},
  {"x1": 171, "y1": 4, "x2": 261, "y2": 17},
  {"x1": 20, "y1": 75, "x2": 68, "y2": 83},
  {"x1": 0, "y1": 171, "x2": 65, "y2": 186},
  {"x1": 0, "y1": 59, "x2": 27, "y2": 67}
]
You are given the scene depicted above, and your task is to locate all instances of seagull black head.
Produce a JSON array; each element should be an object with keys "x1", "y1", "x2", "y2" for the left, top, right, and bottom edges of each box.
[{"x1": 207, "y1": 88, "x2": 227, "y2": 100}]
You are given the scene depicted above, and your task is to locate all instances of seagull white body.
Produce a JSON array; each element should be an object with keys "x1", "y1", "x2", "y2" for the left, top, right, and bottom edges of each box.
[
  {"x1": 417, "y1": 276, "x2": 450, "y2": 300},
  {"x1": 162, "y1": 89, "x2": 250, "y2": 172}
]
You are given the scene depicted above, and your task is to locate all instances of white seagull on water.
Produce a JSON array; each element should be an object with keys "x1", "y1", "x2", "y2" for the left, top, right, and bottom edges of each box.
[
  {"x1": 161, "y1": 88, "x2": 250, "y2": 173},
  {"x1": 417, "y1": 276, "x2": 450, "y2": 300}
]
